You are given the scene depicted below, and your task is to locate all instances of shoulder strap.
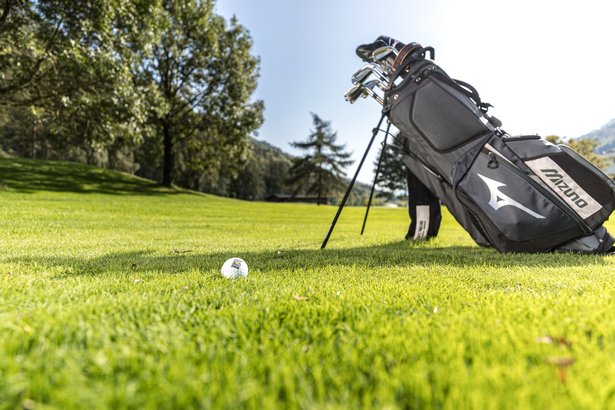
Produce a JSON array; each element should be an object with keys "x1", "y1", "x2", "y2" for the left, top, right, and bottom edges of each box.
[
  {"x1": 448, "y1": 78, "x2": 492, "y2": 114},
  {"x1": 386, "y1": 45, "x2": 494, "y2": 116}
]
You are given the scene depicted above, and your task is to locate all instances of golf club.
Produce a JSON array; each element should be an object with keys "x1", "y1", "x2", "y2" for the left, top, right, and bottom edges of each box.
[
  {"x1": 372, "y1": 45, "x2": 398, "y2": 74},
  {"x1": 344, "y1": 80, "x2": 384, "y2": 105},
  {"x1": 361, "y1": 80, "x2": 384, "y2": 105},
  {"x1": 344, "y1": 83, "x2": 365, "y2": 103},
  {"x1": 352, "y1": 63, "x2": 389, "y2": 86},
  {"x1": 372, "y1": 45, "x2": 398, "y2": 61}
]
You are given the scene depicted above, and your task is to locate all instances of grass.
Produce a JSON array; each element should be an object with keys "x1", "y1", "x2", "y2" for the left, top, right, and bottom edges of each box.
[{"x1": 0, "y1": 157, "x2": 614, "y2": 409}]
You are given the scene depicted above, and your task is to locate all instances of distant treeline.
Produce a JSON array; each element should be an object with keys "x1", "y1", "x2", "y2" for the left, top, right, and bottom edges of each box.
[{"x1": 203, "y1": 138, "x2": 377, "y2": 206}]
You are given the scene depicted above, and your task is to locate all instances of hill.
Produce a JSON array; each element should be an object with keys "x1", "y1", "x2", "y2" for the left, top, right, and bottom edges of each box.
[
  {"x1": 252, "y1": 138, "x2": 292, "y2": 160},
  {"x1": 579, "y1": 117, "x2": 615, "y2": 154},
  {"x1": 249, "y1": 138, "x2": 380, "y2": 206},
  {"x1": 0, "y1": 157, "x2": 171, "y2": 195}
]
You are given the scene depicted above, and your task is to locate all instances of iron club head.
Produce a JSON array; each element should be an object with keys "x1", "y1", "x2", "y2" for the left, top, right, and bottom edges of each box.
[
  {"x1": 362, "y1": 80, "x2": 384, "y2": 105},
  {"x1": 372, "y1": 45, "x2": 398, "y2": 61},
  {"x1": 344, "y1": 83, "x2": 365, "y2": 103},
  {"x1": 352, "y1": 63, "x2": 389, "y2": 86}
]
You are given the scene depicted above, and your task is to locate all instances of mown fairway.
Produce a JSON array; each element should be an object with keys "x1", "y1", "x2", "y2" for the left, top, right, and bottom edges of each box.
[{"x1": 1, "y1": 157, "x2": 614, "y2": 409}]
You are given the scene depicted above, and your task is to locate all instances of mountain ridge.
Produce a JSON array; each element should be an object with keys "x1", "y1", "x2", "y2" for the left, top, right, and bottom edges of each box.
[{"x1": 578, "y1": 118, "x2": 615, "y2": 154}]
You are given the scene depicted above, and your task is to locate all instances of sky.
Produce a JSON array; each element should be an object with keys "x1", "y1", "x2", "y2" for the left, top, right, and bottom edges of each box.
[{"x1": 216, "y1": 0, "x2": 615, "y2": 183}]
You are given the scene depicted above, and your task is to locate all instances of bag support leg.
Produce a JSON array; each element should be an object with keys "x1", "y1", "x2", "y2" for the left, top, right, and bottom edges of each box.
[
  {"x1": 321, "y1": 113, "x2": 386, "y2": 249},
  {"x1": 361, "y1": 121, "x2": 391, "y2": 235}
]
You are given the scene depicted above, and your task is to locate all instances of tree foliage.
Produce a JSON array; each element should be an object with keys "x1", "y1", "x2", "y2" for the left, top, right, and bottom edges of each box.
[
  {"x1": 287, "y1": 113, "x2": 353, "y2": 205},
  {"x1": 200, "y1": 138, "x2": 292, "y2": 200},
  {"x1": 133, "y1": 0, "x2": 263, "y2": 185},
  {"x1": 0, "y1": 1, "x2": 154, "y2": 166},
  {"x1": 0, "y1": 0, "x2": 263, "y2": 188}
]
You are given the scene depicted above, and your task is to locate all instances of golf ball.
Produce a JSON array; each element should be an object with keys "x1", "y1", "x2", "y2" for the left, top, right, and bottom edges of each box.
[{"x1": 221, "y1": 257, "x2": 249, "y2": 279}]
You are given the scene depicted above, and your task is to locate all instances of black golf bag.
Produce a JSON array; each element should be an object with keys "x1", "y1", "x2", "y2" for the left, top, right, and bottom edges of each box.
[{"x1": 383, "y1": 44, "x2": 615, "y2": 253}]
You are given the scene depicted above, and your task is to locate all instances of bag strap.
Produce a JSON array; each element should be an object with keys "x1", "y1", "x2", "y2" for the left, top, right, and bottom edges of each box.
[
  {"x1": 447, "y1": 77, "x2": 492, "y2": 114},
  {"x1": 387, "y1": 44, "x2": 494, "y2": 117}
]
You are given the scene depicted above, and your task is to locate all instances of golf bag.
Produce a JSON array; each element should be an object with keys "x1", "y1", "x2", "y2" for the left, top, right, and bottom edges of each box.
[{"x1": 382, "y1": 44, "x2": 615, "y2": 253}]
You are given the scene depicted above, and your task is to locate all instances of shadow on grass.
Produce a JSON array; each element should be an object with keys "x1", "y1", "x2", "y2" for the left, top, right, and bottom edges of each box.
[
  {"x1": 4, "y1": 240, "x2": 613, "y2": 278},
  {"x1": 0, "y1": 157, "x2": 188, "y2": 196}
]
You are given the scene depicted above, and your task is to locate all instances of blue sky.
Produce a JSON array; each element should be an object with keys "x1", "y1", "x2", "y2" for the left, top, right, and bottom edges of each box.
[{"x1": 216, "y1": 0, "x2": 615, "y2": 183}]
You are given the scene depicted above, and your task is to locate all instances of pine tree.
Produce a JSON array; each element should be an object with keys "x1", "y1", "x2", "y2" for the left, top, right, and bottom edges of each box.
[
  {"x1": 287, "y1": 113, "x2": 354, "y2": 205},
  {"x1": 373, "y1": 135, "x2": 408, "y2": 201}
]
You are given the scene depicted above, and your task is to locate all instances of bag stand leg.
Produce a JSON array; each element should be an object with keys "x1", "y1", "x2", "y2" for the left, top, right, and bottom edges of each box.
[
  {"x1": 321, "y1": 113, "x2": 387, "y2": 249},
  {"x1": 361, "y1": 121, "x2": 391, "y2": 235}
]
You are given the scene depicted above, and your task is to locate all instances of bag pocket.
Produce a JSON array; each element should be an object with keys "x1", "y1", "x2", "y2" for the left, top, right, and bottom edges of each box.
[
  {"x1": 505, "y1": 139, "x2": 615, "y2": 229},
  {"x1": 455, "y1": 145, "x2": 587, "y2": 252},
  {"x1": 389, "y1": 75, "x2": 488, "y2": 152}
]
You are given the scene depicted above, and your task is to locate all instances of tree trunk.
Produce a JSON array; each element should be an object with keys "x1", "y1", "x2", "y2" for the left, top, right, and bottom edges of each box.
[
  {"x1": 30, "y1": 121, "x2": 36, "y2": 158},
  {"x1": 192, "y1": 171, "x2": 200, "y2": 191},
  {"x1": 162, "y1": 121, "x2": 174, "y2": 186},
  {"x1": 107, "y1": 146, "x2": 116, "y2": 170},
  {"x1": 85, "y1": 145, "x2": 95, "y2": 165},
  {"x1": 317, "y1": 168, "x2": 322, "y2": 206}
]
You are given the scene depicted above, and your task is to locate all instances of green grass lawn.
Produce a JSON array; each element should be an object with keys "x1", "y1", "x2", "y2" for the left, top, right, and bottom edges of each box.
[{"x1": 1, "y1": 157, "x2": 614, "y2": 409}]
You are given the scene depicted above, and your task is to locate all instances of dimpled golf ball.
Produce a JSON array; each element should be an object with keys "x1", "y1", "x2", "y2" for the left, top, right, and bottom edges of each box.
[{"x1": 221, "y1": 257, "x2": 248, "y2": 279}]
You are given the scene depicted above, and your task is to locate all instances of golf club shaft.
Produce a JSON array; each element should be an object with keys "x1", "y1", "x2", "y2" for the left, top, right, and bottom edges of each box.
[{"x1": 362, "y1": 86, "x2": 384, "y2": 105}]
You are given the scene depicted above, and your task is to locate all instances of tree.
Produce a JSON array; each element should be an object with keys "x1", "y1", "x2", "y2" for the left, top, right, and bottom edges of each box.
[
  {"x1": 0, "y1": 1, "x2": 13, "y2": 28},
  {"x1": 228, "y1": 138, "x2": 291, "y2": 199},
  {"x1": 373, "y1": 135, "x2": 408, "y2": 202},
  {"x1": 1, "y1": 0, "x2": 263, "y2": 189},
  {"x1": 545, "y1": 135, "x2": 612, "y2": 170},
  {"x1": 0, "y1": 1, "x2": 151, "y2": 164},
  {"x1": 0, "y1": 0, "x2": 52, "y2": 102},
  {"x1": 287, "y1": 113, "x2": 353, "y2": 205},
  {"x1": 265, "y1": 158, "x2": 292, "y2": 196},
  {"x1": 134, "y1": 0, "x2": 263, "y2": 186}
]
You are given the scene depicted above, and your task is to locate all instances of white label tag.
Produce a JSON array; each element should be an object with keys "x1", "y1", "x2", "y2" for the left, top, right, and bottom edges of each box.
[
  {"x1": 525, "y1": 156, "x2": 602, "y2": 220},
  {"x1": 413, "y1": 205, "x2": 430, "y2": 240}
]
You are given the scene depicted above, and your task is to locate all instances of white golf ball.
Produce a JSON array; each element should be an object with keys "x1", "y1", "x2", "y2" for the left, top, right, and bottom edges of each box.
[{"x1": 221, "y1": 257, "x2": 248, "y2": 279}]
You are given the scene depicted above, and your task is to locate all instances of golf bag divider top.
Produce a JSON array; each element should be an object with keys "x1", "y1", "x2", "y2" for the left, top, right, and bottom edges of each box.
[{"x1": 383, "y1": 45, "x2": 615, "y2": 253}]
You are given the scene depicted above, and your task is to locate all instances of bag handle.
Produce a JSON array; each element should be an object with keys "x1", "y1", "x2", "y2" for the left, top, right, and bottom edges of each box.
[{"x1": 388, "y1": 44, "x2": 434, "y2": 85}]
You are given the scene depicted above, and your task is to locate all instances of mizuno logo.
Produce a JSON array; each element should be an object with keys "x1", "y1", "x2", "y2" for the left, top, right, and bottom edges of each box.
[
  {"x1": 524, "y1": 156, "x2": 602, "y2": 220},
  {"x1": 477, "y1": 174, "x2": 546, "y2": 219},
  {"x1": 540, "y1": 169, "x2": 589, "y2": 208}
]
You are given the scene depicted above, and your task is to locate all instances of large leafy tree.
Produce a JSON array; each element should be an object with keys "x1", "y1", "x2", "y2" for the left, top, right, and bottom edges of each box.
[
  {"x1": 1, "y1": 0, "x2": 262, "y2": 187},
  {"x1": 0, "y1": 1, "x2": 150, "y2": 163},
  {"x1": 135, "y1": 0, "x2": 264, "y2": 186},
  {"x1": 287, "y1": 113, "x2": 353, "y2": 205}
]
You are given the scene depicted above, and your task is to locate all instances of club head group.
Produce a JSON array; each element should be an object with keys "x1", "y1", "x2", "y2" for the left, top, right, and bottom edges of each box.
[{"x1": 346, "y1": 46, "x2": 399, "y2": 106}]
